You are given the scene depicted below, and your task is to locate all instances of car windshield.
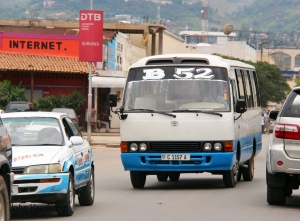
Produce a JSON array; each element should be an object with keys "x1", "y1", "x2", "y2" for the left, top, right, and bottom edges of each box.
[
  {"x1": 2, "y1": 117, "x2": 63, "y2": 146},
  {"x1": 7, "y1": 103, "x2": 28, "y2": 112}
]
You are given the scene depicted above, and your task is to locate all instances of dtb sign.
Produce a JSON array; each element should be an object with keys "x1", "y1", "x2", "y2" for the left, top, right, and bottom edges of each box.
[{"x1": 79, "y1": 10, "x2": 103, "y2": 62}]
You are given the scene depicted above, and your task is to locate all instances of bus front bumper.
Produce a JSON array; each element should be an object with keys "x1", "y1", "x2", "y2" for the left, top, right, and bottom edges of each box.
[{"x1": 121, "y1": 152, "x2": 236, "y2": 172}]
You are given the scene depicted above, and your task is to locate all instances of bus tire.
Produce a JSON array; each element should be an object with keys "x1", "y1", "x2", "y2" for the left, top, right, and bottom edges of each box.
[
  {"x1": 267, "y1": 185, "x2": 286, "y2": 205},
  {"x1": 130, "y1": 172, "x2": 146, "y2": 188},
  {"x1": 169, "y1": 172, "x2": 180, "y2": 182},
  {"x1": 223, "y1": 160, "x2": 238, "y2": 188},
  {"x1": 0, "y1": 175, "x2": 10, "y2": 221},
  {"x1": 237, "y1": 168, "x2": 243, "y2": 181},
  {"x1": 243, "y1": 153, "x2": 254, "y2": 181},
  {"x1": 157, "y1": 173, "x2": 168, "y2": 181}
]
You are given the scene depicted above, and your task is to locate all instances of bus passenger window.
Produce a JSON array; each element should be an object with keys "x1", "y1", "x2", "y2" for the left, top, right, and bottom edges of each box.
[
  {"x1": 235, "y1": 69, "x2": 245, "y2": 100},
  {"x1": 243, "y1": 70, "x2": 254, "y2": 108}
]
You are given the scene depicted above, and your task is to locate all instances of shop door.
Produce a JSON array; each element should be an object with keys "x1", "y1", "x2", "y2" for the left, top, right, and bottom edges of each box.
[{"x1": 97, "y1": 88, "x2": 111, "y2": 128}]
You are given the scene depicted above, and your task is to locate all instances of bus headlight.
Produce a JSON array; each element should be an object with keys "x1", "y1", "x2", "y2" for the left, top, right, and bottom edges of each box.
[
  {"x1": 203, "y1": 142, "x2": 212, "y2": 151},
  {"x1": 130, "y1": 143, "x2": 138, "y2": 151},
  {"x1": 139, "y1": 143, "x2": 147, "y2": 151},
  {"x1": 213, "y1": 142, "x2": 222, "y2": 151}
]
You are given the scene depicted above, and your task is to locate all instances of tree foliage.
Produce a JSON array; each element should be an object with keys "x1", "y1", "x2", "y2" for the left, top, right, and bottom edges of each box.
[
  {"x1": 34, "y1": 90, "x2": 85, "y2": 113},
  {"x1": 0, "y1": 80, "x2": 28, "y2": 109},
  {"x1": 214, "y1": 54, "x2": 290, "y2": 107}
]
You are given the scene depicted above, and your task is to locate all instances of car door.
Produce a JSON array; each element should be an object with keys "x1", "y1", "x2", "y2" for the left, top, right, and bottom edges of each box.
[{"x1": 63, "y1": 117, "x2": 91, "y2": 187}]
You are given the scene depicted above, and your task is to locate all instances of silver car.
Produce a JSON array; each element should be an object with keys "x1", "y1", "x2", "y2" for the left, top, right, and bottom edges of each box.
[{"x1": 266, "y1": 86, "x2": 300, "y2": 205}]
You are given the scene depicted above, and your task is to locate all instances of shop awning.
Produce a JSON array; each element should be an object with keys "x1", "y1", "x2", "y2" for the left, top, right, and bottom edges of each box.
[{"x1": 92, "y1": 77, "x2": 126, "y2": 88}]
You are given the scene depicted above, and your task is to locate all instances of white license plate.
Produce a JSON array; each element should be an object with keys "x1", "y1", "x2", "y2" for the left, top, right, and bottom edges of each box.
[{"x1": 161, "y1": 154, "x2": 190, "y2": 161}]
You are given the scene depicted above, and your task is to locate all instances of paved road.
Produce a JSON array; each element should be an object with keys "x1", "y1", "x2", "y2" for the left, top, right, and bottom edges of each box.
[{"x1": 11, "y1": 134, "x2": 300, "y2": 221}]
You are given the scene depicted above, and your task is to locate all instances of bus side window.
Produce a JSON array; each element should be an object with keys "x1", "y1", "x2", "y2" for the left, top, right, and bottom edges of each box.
[
  {"x1": 231, "y1": 79, "x2": 237, "y2": 107},
  {"x1": 242, "y1": 70, "x2": 254, "y2": 108},
  {"x1": 235, "y1": 69, "x2": 246, "y2": 101},
  {"x1": 250, "y1": 70, "x2": 260, "y2": 107},
  {"x1": 249, "y1": 71, "x2": 259, "y2": 107}
]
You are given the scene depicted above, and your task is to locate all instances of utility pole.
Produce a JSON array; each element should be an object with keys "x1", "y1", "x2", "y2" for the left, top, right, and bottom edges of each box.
[
  {"x1": 201, "y1": 0, "x2": 208, "y2": 43},
  {"x1": 87, "y1": 0, "x2": 93, "y2": 142}
]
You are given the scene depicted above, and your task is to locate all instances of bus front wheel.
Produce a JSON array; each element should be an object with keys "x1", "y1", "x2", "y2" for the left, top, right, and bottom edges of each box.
[
  {"x1": 223, "y1": 160, "x2": 238, "y2": 188},
  {"x1": 130, "y1": 171, "x2": 146, "y2": 188}
]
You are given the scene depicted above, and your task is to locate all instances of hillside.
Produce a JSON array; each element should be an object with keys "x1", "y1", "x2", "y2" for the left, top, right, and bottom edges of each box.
[{"x1": 0, "y1": 0, "x2": 298, "y2": 41}]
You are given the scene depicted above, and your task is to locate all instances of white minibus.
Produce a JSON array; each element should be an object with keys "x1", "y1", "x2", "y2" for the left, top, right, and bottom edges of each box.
[{"x1": 109, "y1": 53, "x2": 262, "y2": 188}]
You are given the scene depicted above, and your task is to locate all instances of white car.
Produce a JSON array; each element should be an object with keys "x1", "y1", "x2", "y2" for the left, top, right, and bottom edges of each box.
[
  {"x1": 1, "y1": 112, "x2": 94, "y2": 216},
  {"x1": 267, "y1": 86, "x2": 300, "y2": 205}
]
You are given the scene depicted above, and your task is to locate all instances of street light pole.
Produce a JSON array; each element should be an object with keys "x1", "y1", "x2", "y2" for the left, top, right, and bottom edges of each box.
[{"x1": 87, "y1": 0, "x2": 94, "y2": 142}]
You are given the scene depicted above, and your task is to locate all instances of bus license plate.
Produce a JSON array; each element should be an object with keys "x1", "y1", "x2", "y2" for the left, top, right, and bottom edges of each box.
[{"x1": 161, "y1": 154, "x2": 190, "y2": 161}]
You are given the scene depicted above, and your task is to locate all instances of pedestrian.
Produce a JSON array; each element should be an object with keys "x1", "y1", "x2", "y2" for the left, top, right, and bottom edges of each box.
[
  {"x1": 264, "y1": 112, "x2": 270, "y2": 135},
  {"x1": 24, "y1": 102, "x2": 38, "y2": 111},
  {"x1": 97, "y1": 112, "x2": 109, "y2": 132},
  {"x1": 261, "y1": 113, "x2": 265, "y2": 133}
]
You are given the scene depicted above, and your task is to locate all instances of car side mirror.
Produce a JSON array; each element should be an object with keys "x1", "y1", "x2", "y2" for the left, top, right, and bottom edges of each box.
[
  {"x1": 109, "y1": 93, "x2": 117, "y2": 107},
  {"x1": 68, "y1": 136, "x2": 84, "y2": 147},
  {"x1": 236, "y1": 99, "x2": 246, "y2": 113},
  {"x1": 269, "y1": 110, "x2": 279, "y2": 120}
]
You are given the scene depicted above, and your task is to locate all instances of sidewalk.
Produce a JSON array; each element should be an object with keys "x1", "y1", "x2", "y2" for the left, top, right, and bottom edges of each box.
[{"x1": 81, "y1": 131, "x2": 120, "y2": 148}]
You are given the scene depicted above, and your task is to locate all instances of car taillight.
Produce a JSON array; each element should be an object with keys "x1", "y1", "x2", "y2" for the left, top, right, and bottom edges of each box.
[
  {"x1": 71, "y1": 118, "x2": 77, "y2": 122},
  {"x1": 274, "y1": 123, "x2": 300, "y2": 140}
]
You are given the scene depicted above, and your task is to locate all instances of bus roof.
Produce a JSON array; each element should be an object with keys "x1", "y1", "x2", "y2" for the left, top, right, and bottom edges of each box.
[{"x1": 130, "y1": 54, "x2": 255, "y2": 70}]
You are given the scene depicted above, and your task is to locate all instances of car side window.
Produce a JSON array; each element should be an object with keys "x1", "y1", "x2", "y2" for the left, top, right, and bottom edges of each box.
[
  {"x1": 65, "y1": 117, "x2": 81, "y2": 137},
  {"x1": 281, "y1": 91, "x2": 300, "y2": 117}
]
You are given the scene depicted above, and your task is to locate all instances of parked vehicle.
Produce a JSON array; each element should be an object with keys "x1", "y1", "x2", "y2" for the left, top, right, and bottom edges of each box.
[
  {"x1": 52, "y1": 108, "x2": 79, "y2": 126},
  {"x1": 1, "y1": 112, "x2": 94, "y2": 216},
  {"x1": 0, "y1": 117, "x2": 13, "y2": 220},
  {"x1": 109, "y1": 53, "x2": 262, "y2": 189},
  {"x1": 267, "y1": 86, "x2": 300, "y2": 205},
  {"x1": 4, "y1": 101, "x2": 30, "y2": 113}
]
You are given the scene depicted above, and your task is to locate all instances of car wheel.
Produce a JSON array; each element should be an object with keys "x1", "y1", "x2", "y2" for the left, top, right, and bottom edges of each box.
[
  {"x1": 267, "y1": 185, "x2": 286, "y2": 205},
  {"x1": 0, "y1": 175, "x2": 10, "y2": 221},
  {"x1": 223, "y1": 159, "x2": 238, "y2": 188},
  {"x1": 243, "y1": 153, "x2": 254, "y2": 181},
  {"x1": 56, "y1": 172, "x2": 75, "y2": 216},
  {"x1": 157, "y1": 173, "x2": 168, "y2": 181},
  {"x1": 78, "y1": 168, "x2": 95, "y2": 206},
  {"x1": 130, "y1": 172, "x2": 146, "y2": 188},
  {"x1": 168, "y1": 172, "x2": 180, "y2": 182}
]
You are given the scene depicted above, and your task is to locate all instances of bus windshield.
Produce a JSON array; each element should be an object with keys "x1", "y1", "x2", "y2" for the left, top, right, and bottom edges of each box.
[{"x1": 124, "y1": 66, "x2": 230, "y2": 112}]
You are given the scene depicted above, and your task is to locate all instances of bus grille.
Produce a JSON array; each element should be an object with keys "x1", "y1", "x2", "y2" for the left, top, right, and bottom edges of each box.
[{"x1": 149, "y1": 142, "x2": 200, "y2": 152}]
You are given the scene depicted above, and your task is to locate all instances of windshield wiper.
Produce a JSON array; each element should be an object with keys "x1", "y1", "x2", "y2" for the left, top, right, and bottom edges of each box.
[
  {"x1": 128, "y1": 109, "x2": 176, "y2": 118},
  {"x1": 172, "y1": 109, "x2": 223, "y2": 117}
]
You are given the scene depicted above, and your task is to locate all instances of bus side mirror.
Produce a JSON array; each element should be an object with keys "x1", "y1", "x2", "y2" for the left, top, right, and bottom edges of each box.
[
  {"x1": 109, "y1": 93, "x2": 117, "y2": 107},
  {"x1": 236, "y1": 99, "x2": 246, "y2": 113}
]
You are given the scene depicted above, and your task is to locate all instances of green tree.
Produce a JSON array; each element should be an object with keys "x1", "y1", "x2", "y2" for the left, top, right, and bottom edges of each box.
[
  {"x1": 34, "y1": 90, "x2": 85, "y2": 114},
  {"x1": 214, "y1": 54, "x2": 290, "y2": 107},
  {"x1": 0, "y1": 80, "x2": 28, "y2": 109}
]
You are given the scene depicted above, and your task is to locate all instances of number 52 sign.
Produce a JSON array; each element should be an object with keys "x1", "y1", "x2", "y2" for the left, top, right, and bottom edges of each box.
[{"x1": 79, "y1": 10, "x2": 103, "y2": 62}]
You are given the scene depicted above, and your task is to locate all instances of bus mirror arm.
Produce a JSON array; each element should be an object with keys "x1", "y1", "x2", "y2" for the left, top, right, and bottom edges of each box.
[
  {"x1": 234, "y1": 113, "x2": 242, "y2": 121},
  {"x1": 110, "y1": 106, "x2": 128, "y2": 120}
]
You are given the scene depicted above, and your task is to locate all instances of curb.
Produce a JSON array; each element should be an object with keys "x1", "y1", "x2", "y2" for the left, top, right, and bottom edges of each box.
[{"x1": 91, "y1": 143, "x2": 120, "y2": 149}]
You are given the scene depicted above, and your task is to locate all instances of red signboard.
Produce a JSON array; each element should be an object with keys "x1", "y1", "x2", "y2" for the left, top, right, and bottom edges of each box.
[{"x1": 79, "y1": 10, "x2": 103, "y2": 62}]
